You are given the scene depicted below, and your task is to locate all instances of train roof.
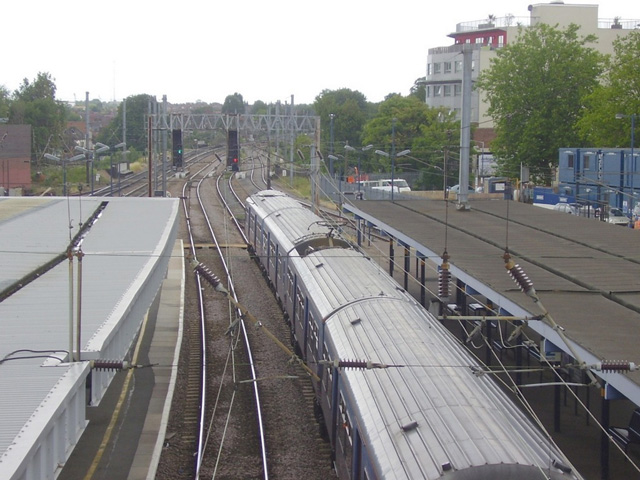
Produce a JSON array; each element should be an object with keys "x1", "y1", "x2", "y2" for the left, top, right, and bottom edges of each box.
[
  {"x1": 248, "y1": 190, "x2": 351, "y2": 255},
  {"x1": 325, "y1": 297, "x2": 575, "y2": 479},
  {"x1": 295, "y1": 249, "x2": 413, "y2": 316}
]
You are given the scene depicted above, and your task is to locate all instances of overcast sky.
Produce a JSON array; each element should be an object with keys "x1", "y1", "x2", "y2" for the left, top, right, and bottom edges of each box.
[{"x1": 4, "y1": 1, "x2": 638, "y2": 105}]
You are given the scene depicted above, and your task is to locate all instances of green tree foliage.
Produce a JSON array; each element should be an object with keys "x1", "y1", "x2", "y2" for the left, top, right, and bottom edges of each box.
[
  {"x1": 222, "y1": 93, "x2": 246, "y2": 114},
  {"x1": 577, "y1": 31, "x2": 640, "y2": 148},
  {"x1": 314, "y1": 88, "x2": 369, "y2": 153},
  {"x1": 251, "y1": 100, "x2": 269, "y2": 115},
  {"x1": 0, "y1": 85, "x2": 10, "y2": 118},
  {"x1": 409, "y1": 77, "x2": 426, "y2": 102},
  {"x1": 9, "y1": 72, "x2": 68, "y2": 159},
  {"x1": 475, "y1": 23, "x2": 605, "y2": 182},
  {"x1": 96, "y1": 94, "x2": 154, "y2": 152},
  {"x1": 361, "y1": 95, "x2": 459, "y2": 180}
]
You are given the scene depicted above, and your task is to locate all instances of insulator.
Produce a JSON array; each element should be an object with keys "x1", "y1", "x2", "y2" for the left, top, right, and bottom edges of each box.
[
  {"x1": 439, "y1": 250, "x2": 451, "y2": 299},
  {"x1": 595, "y1": 360, "x2": 638, "y2": 373},
  {"x1": 439, "y1": 268, "x2": 451, "y2": 298},
  {"x1": 337, "y1": 359, "x2": 370, "y2": 370},
  {"x1": 503, "y1": 252, "x2": 536, "y2": 298},
  {"x1": 194, "y1": 262, "x2": 227, "y2": 293},
  {"x1": 91, "y1": 359, "x2": 130, "y2": 371}
]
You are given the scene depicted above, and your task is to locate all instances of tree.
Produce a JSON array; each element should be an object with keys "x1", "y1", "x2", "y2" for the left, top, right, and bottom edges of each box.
[
  {"x1": 475, "y1": 23, "x2": 605, "y2": 183},
  {"x1": 222, "y1": 93, "x2": 245, "y2": 114},
  {"x1": 577, "y1": 30, "x2": 640, "y2": 148},
  {"x1": 361, "y1": 94, "x2": 458, "y2": 178},
  {"x1": 0, "y1": 85, "x2": 10, "y2": 119},
  {"x1": 251, "y1": 100, "x2": 269, "y2": 115},
  {"x1": 9, "y1": 72, "x2": 67, "y2": 159},
  {"x1": 409, "y1": 77, "x2": 426, "y2": 102},
  {"x1": 313, "y1": 88, "x2": 369, "y2": 155},
  {"x1": 96, "y1": 94, "x2": 154, "y2": 153}
]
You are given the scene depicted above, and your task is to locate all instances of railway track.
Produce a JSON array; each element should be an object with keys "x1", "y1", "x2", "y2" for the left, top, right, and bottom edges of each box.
[{"x1": 156, "y1": 152, "x2": 333, "y2": 479}]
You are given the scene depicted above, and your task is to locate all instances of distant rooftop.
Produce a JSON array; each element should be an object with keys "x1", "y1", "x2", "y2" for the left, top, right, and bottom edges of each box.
[{"x1": 455, "y1": 14, "x2": 640, "y2": 35}]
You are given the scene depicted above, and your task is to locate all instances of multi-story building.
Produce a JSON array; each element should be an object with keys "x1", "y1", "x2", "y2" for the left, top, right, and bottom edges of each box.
[{"x1": 425, "y1": 2, "x2": 638, "y2": 147}]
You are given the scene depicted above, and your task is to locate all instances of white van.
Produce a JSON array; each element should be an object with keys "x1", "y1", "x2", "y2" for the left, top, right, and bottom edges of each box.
[{"x1": 371, "y1": 179, "x2": 411, "y2": 193}]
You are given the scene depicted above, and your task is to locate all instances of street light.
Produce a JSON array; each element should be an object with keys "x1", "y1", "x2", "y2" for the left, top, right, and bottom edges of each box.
[
  {"x1": 106, "y1": 142, "x2": 127, "y2": 196},
  {"x1": 375, "y1": 148, "x2": 411, "y2": 201},
  {"x1": 327, "y1": 154, "x2": 339, "y2": 178},
  {"x1": 345, "y1": 144, "x2": 373, "y2": 196},
  {"x1": 75, "y1": 143, "x2": 110, "y2": 195},
  {"x1": 44, "y1": 152, "x2": 86, "y2": 196},
  {"x1": 616, "y1": 113, "x2": 637, "y2": 212}
]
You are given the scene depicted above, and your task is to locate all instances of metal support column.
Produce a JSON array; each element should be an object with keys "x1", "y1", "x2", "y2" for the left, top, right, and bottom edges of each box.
[
  {"x1": 419, "y1": 257, "x2": 426, "y2": 307},
  {"x1": 601, "y1": 385, "x2": 610, "y2": 480},
  {"x1": 389, "y1": 238, "x2": 395, "y2": 276},
  {"x1": 515, "y1": 320, "x2": 523, "y2": 387},
  {"x1": 404, "y1": 245, "x2": 410, "y2": 290},
  {"x1": 554, "y1": 382, "x2": 562, "y2": 432},
  {"x1": 486, "y1": 321, "x2": 492, "y2": 366}
]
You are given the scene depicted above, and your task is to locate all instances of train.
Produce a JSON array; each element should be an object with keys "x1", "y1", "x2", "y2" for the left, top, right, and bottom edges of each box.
[{"x1": 245, "y1": 189, "x2": 581, "y2": 480}]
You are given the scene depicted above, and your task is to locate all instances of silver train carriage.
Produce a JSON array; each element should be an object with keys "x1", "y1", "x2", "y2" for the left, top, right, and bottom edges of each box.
[{"x1": 245, "y1": 190, "x2": 581, "y2": 480}]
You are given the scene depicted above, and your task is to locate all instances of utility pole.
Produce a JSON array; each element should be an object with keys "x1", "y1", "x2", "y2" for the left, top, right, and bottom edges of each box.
[{"x1": 458, "y1": 44, "x2": 472, "y2": 210}]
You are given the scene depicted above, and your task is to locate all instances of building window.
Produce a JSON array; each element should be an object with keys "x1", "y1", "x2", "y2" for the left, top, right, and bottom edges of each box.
[
  {"x1": 427, "y1": 63, "x2": 432, "y2": 75},
  {"x1": 444, "y1": 61, "x2": 451, "y2": 74},
  {"x1": 426, "y1": 86, "x2": 430, "y2": 98},
  {"x1": 454, "y1": 60, "x2": 462, "y2": 73},
  {"x1": 433, "y1": 63, "x2": 441, "y2": 74},
  {"x1": 454, "y1": 84, "x2": 461, "y2": 96},
  {"x1": 498, "y1": 35, "x2": 505, "y2": 47},
  {"x1": 567, "y1": 153, "x2": 575, "y2": 168},
  {"x1": 443, "y1": 85, "x2": 452, "y2": 97},
  {"x1": 434, "y1": 86, "x2": 442, "y2": 97},
  {"x1": 476, "y1": 37, "x2": 484, "y2": 44},
  {"x1": 583, "y1": 154, "x2": 591, "y2": 170}
]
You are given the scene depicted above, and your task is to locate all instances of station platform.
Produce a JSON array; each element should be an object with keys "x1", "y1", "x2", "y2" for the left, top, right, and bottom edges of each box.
[
  {"x1": 59, "y1": 241, "x2": 184, "y2": 480},
  {"x1": 343, "y1": 196, "x2": 640, "y2": 479}
]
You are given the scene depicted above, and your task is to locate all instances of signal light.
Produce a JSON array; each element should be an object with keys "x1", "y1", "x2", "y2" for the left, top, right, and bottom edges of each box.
[{"x1": 232, "y1": 157, "x2": 239, "y2": 172}]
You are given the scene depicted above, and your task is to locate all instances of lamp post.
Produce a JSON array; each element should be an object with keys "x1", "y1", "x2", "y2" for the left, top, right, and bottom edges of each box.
[
  {"x1": 327, "y1": 154, "x2": 339, "y2": 179},
  {"x1": 109, "y1": 142, "x2": 126, "y2": 196},
  {"x1": 345, "y1": 144, "x2": 373, "y2": 196},
  {"x1": 616, "y1": 113, "x2": 637, "y2": 213},
  {"x1": 44, "y1": 152, "x2": 86, "y2": 196},
  {"x1": 329, "y1": 113, "x2": 335, "y2": 176},
  {"x1": 75, "y1": 143, "x2": 110, "y2": 195},
  {"x1": 375, "y1": 148, "x2": 411, "y2": 201}
]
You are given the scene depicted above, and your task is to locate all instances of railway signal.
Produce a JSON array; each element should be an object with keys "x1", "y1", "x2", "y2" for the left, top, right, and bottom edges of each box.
[
  {"x1": 227, "y1": 129, "x2": 239, "y2": 171},
  {"x1": 172, "y1": 129, "x2": 183, "y2": 168}
]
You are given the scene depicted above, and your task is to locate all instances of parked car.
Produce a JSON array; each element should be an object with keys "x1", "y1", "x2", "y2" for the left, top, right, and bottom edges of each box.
[
  {"x1": 448, "y1": 184, "x2": 474, "y2": 193},
  {"x1": 607, "y1": 208, "x2": 630, "y2": 226},
  {"x1": 553, "y1": 202, "x2": 579, "y2": 214}
]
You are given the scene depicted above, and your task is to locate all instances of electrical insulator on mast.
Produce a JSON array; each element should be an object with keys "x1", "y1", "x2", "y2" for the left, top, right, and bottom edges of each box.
[
  {"x1": 503, "y1": 251, "x2": 537, "y2": 299},
  {"x1": 439, "y1": 250, "x2": 451, "y2": 300},
  {"x1": 593, "y1": 360, "x2": 638, "y2": 373}
]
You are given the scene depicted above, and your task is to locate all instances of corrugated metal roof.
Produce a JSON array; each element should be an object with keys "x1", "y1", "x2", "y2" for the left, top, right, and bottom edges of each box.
[
  {"x1": 0, "y1": 196, "x2": 179, "y2": 479},
  {"x1": 344, "y1": 198, "x2": 640, "y2": 405}
]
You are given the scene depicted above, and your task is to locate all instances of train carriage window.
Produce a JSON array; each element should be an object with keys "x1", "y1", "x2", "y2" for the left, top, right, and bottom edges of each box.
[
  {"x1": 323, "y1": 346, "x2": 332, "y2": 403},
  {"x1": 309, "y1": 315, "x2": 318, "y2": 363},
  {"x1": 269, "y1": 242, "x2": 276, "y2": 269},
  {"x1": 296, "y1": 291, "x2": 304, "y2": 328},
  {"x1": 339, "y1": 394, "x2": 354, "y2": 477},
  {"x1": 287, "y1": 269, "x2": 294, "y2": 299}
]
